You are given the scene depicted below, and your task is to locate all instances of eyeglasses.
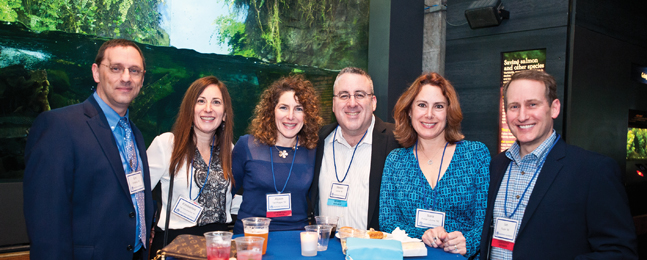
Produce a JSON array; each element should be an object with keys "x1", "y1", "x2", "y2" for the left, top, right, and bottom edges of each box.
[
  {"x1": 333, "y1": 91, "x2": 373, "y2": 100},
  {"x1": 101, "y1": 64, "x2": 144, "y2": 77}
]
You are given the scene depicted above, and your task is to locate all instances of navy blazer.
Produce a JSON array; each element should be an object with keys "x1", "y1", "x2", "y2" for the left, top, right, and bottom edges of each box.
[
  {"x1": 309, "y1": 116, "x2": 400, "y2": 230},
  {"x1": 24, "y1": 95, "x2": 154, "y2": 260},
  {"x1": 479, "y1": 138, "x2": 638, "y2": 259}
]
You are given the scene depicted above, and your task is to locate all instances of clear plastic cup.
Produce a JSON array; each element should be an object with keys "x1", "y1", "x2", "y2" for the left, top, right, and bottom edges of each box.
[
  {"x1": 339, "y1": 228, "x2": 366, "y2": 255},
  {"x1": 241, "y1": 217, "x2": 271, "y2": 255},
  {"x1": 300, "y1": 231, "x2": 318, "y2": 256},
  {"x1": 204, "y1": 231, "x2": 232, "y2": 260},
  {"x1": 234, "y1": 236, "x2": 264, "y2": 260},
  {"x1": 315, "y1": 216, "x2": 339, "y2": 238},
  {"x1": 304, "y1": 224, "x2": 333, "y2": 251}
]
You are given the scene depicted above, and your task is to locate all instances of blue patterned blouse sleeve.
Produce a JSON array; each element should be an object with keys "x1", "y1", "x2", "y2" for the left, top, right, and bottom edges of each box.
[
  {"x1": 460, "y1": 141, "x2": 490, "y2": 258},
  {"x1": 379, "y1": 148, "x2": 407, "y2": 234}
]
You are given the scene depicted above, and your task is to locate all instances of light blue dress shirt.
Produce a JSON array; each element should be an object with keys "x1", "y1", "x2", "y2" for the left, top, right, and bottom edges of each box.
[{"x1": 93, "y1": 91, "x2": 145, "y2": 252}]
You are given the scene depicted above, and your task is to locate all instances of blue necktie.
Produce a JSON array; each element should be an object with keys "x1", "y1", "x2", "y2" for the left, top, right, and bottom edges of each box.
[{"x1": 118, "y1": 118, "x2": 147, "y2": 248}]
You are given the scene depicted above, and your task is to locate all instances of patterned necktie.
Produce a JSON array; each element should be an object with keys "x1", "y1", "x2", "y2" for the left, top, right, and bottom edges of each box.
[{"x1": 118, "y1": 118, "x2": 147, "y2": 248}]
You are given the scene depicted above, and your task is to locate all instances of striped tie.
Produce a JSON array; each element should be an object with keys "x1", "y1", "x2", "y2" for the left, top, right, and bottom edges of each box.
[{"x1": 118, "y1": 118, "x2": 146, "y2": 248}]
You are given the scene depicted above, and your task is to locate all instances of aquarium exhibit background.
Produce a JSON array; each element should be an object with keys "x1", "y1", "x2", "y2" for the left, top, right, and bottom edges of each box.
[
  {"x1": 0, "y1": 0, "x2": 370, "y2": 181},
  {"x1": 627, "y1": 128, "x2": 647, "y2": 160}
]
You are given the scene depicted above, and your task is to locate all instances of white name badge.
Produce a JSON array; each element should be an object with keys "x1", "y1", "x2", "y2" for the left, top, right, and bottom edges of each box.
[
  {"x1": 327, "y1": 183, "x2": 349, "y2": 207},
  {"x1": 173, "y1": 197, "x2": 203, "y2": 223},
  {"x1": 492, "y1": 218, "x2": 518, "y2": 251},
  {"x1": 266, "y1": 193, "x2": 292, "y2": 218},
  {"x1": 125, "y1": 170, "x2": 145, "y2": 194},
  {"x1": 329, "y1": 183, "x2": 349, "y2": 200},
  {"x1": 493, "y1": 218, "x2": 518, "y2": 242},
  {"x1": 415, "y1": 209, "x2": 446, "y2": 229}
]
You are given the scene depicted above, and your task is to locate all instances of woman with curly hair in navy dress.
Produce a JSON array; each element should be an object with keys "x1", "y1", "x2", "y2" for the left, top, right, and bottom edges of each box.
[
  {"x1": 379, "y1": 72, "x2": 490, "y2": 258},
  {"x1": 232, "y1": 75, "x2": 323, "y2": 234}
]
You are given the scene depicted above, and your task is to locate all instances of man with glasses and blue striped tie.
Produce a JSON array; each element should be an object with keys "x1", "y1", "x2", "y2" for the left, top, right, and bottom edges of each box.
[{"x1": 24, "y1": 39, "x2": 154, "y2": 260}]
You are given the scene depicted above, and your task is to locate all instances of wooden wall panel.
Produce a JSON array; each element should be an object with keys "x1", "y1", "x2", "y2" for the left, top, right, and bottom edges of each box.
[
  {"x1": 445, "y1": 14, "x2": 568, "y2": 155},
  {"x1": 445, "y1": 0, "x2": 569, "y2": 41}
]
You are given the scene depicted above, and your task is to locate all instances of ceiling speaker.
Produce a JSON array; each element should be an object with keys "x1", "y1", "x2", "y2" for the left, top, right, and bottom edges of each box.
[{"x1": 464, "y1": 0, "x2": 510, "y2": 29}]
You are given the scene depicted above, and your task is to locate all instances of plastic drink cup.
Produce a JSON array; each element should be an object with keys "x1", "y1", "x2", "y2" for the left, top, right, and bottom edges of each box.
[
  {"x1": 242, "y1": 217, "x2": 271, "y2": 255},
  {"x1": 315, "y1": 216, "x2": 339, "y2": 238},
  {"x1": 204, "y1": 231, "x2": 232, "y2": 260},
  {"x1": 237, "y1": 250, "x2": 262, "y2": 260},
  {"x1": 300, "y1": 231, "x2": 318, "y2": 256},
  {"x1": 339, "y1": 228, "x2": 365, "y2": 255},
  {"x1": 235, "y1": 236, "x2": 264, "y2": 260},
  {"x1": 304, "y1": 224, "x2": 333, "y2": 251}
]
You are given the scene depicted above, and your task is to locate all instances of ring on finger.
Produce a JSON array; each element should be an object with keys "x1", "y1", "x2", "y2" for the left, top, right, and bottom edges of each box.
[{"x1": 454, "y1": 245, "x2": 458, "y2": 251}]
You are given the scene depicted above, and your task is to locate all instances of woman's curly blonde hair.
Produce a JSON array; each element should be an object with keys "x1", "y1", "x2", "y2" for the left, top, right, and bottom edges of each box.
[{"x1": 249, "y1": 75, "x2": 322, "y2": 149}]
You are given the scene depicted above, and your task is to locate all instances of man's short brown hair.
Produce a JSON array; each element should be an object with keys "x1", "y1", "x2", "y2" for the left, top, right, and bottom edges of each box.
[
  {"x1": 503, "y1": 70, "x2": 557, "y2": 108},
  {"x1": 94, "y1": 39, "x2": 146, "y2": 70}
]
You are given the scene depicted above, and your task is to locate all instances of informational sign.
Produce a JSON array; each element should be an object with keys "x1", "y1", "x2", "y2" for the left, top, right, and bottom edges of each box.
[{"x1": 499, "y1": 49, "x2": 547, "y2": 152}]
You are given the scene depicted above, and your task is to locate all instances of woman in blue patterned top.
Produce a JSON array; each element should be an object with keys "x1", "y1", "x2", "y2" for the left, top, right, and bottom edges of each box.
[{"x1": 379, "y1": 72, "x2": 490, "y2": 258}]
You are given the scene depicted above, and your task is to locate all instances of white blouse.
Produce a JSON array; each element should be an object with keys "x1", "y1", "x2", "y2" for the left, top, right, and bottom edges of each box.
[{"x1": 147, "y1": 132, "x2": 233, "y2": 230}]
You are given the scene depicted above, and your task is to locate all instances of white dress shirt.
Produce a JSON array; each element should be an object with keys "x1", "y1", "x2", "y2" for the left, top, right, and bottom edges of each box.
[{"x1": 319, "y1": 116, "x2": 375, "y2": 230}]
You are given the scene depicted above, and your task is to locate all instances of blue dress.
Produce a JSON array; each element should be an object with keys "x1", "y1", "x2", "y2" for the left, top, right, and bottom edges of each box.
[
  {"x1": 379, "y1": 140, "x2": 490, "y2": 258},
  {"x1": 232, "y1": 134, "x2": 315, "y2": 234}
]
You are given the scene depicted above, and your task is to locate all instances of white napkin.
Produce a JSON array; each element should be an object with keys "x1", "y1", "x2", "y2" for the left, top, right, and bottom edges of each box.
[
  {"x1": 389, "y1": 228, "x2": 426, "y2": 257},
  {"x1": 389, "y1": 227, "x2": 421, "y2": 243}
]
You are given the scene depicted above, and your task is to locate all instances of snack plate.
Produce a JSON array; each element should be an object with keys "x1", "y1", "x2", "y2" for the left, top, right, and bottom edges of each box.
[
  {"x1": 336, "y1": 231, "x2": 426, "y2": 257},
  {"x1": 334, "y1": 232, "x2": 397, "y2": 241}
]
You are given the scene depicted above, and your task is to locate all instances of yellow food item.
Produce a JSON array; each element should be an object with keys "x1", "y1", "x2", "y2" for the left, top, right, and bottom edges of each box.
[{"x1": 367, "y1": 228, "x2": 385, "y2": 239}]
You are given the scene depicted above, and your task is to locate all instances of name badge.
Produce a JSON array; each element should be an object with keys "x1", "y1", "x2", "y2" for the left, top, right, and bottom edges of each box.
[
  {"x1": 125, "y1": 170, "x2": 145, "y2": 194},
  {"x1": 492, "y1": 218, "x2": 518, "y2": 251},
  {"x1": 327, "y1": 183, "x2": 349, "y2": 207},
  {"x1": 415, "y1": 209, "x2": 445, "y2": 228},
  {"x1": 173, "y1": 196, "x2": 203, "y2": 223},
  {"x1": 266, "y1": 193, "x2": 292, "y2": 218}
]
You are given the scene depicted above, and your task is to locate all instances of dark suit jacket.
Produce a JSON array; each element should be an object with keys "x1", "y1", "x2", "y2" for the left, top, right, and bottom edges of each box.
[
  {"x1": 479, "y1": 138, "x2": 638, "y2": 259},
  {"x1": 309, "y1": 116, "x2": 400, "y2": 230},
  {"x1": 23, "y1": 95, "x2": 154, "y2": 260}
]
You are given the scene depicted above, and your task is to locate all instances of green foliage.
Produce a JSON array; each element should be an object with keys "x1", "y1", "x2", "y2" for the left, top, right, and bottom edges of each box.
[
  {"x1": 0, "y1": 0, "x2": 21, "y2": 21},
  {"x1": 2, "y1": 0, "x2": 168, "y2": 46},
  {"x1": 502, "y1": 50, "x2": 547, "y2": 64},
  {"x1": 628, "y1": 128, "x2": 647, "y2": 160},
  {"x1": 217, "y1": 0, "x2": 368, "y2": 70},
  {"x1": 213, "y1": 13, "x2": 256, "y2": 58}
]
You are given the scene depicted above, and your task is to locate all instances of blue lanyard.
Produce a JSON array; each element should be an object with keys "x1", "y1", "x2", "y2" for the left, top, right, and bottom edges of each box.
[
  {"x1": 503, "y1": 135, "x2": 560, "y2": 218},
  {"x1": 189, "y1": 135, "x2": 215, "y2": 201},
  {"x1": 270, "y1": 135, "x2": 298, "y2": 194},
  {"x1": 332, "y1": 126, "x2": 368, "y2": 183},
  {"x1": 115, "y1": 120, "x2": 139, "y2": 173},
  {"x1": 414, "y1": 140, "x2": 449, "y2": 210}
]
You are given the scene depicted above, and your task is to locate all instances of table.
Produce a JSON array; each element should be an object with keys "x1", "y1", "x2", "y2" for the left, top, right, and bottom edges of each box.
[{"x1": 232, "y1": 230, "x2": 464, "y2": 259}]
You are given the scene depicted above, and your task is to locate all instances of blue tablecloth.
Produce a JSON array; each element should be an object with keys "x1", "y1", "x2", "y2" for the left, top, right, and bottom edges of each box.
[{"x1": 232, "y1": 230, "x2": 464, "y2": 260}]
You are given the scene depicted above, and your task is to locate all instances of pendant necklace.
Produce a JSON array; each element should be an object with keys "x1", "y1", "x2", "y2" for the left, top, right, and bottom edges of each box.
[
  {"x1": 418, "y1": 143, "x2": 445, "y2": 165},
  {"x1": 275, "y1": 140, "x2": 297, "y2": 159},
  {"x1": 275, "y1": 146, "x2": 288, "y2": 158}
]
